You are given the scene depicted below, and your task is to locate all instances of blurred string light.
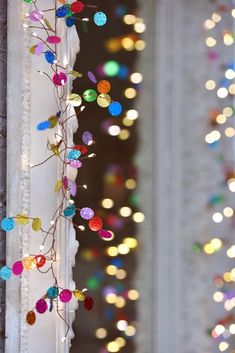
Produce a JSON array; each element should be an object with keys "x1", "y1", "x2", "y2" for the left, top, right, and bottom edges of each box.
[
  {"x1": 202, "y1": 2, "x2": 235, "y2": 352},
  {"x1": 104, "y1": 15, "x2": 146, "y2": 54},
  {"x1": 96, "y1": 11, "x2": 145, "y2": 144},
  {"x1": 80, "y1": 6, "x2": 146, "y2": 353}
]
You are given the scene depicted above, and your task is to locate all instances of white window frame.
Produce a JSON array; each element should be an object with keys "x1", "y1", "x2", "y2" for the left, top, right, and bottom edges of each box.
[{"x1": 6, "y1": 1, "x2": 79, "y2": 352}]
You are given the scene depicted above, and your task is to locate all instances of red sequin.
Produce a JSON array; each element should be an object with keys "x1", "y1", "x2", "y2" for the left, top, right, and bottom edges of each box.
[
  {"x1": 73, "y1": 145, "x2": 88, "y2": 154},
  {"x1": 88, "y1": 216, "x2": 103, "y2": 231},
  {"x1": 70, "y1": 1, "x2": 85, "y2": 13},
  {"x1": 84, "y1": 296, "x2": 94, "y2": 310},
  {"x1": 35, "y1": 255, "x2": 46, "y2": 268}
]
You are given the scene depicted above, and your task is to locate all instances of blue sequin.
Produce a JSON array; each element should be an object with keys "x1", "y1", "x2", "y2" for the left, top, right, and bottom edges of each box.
[
  {"x1": 93, "y1": 12, "x2": 107, "y2": 26},
  {"x1": 64, "y1": 204, "x2": 76, "y2": 217},
  {"x1": 66, "y1": 17, "x2": 75, "y2": 27},
  {"x1": 37, "y1": 121, "x2": 51, "y2": 131},
  {"x1": 227, "y1": 62, "x2": 235, "y2": 71},
  {"x1": 208, "y1": 141, "x2": 219, "y2": 149},
  {"x1": 68, "y1": 150, "x2": 81, "y2": 160},
  {"x1": 220, "y1": 78, "x2": 230, "y2": 88},
  {"x1": 47, "y1": 286, "x2": 59, "y2": 299},
  {"x1": 118, "y1": 65, "x2": 129, "y2": 79},
  {"x1": 108, "y1": 102, "x2": 122, "y2": 116},
  {"x1": 56, "y1": 6, "x2": 68, "y2": 18},
  {"x1": 45, "y1": 51, "x2": 55, "y2": 64},
  {"x1": 0, "y1": 266, "x2": 11, "y2": 280},
  {"x1": 1, "y1": 217, "x2": 15, "y2": 231},
  {"x1": 115, "y1": 5, "x2": 127, "y2": 17},
  {"x1": 110, "y1": 258, "x2": 123, "y2": 268}
]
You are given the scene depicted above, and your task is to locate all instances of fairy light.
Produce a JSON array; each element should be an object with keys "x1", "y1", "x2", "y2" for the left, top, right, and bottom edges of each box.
[
  {"x1": 128, "y1": 289, "x2": 139, "y2": 300},
  {"x1": 106, "y1": 341, "x2": 120, "y2": 353},
  {"x1": 121, "y1": 37, "x2": 135, "y2": 51},
  {"x1": 106, "y1": 293, "x2": 117, "y2": 304},
  {"x1": 106, "y1": 265, "x2": 117, "y2": 276},
  {"x1": 108, "y1": 125, "x2": 121, "y2": 136},
  {"x1": 115, "y1": 296, "x2": 126, "y2": 308},
  {"x1": 125, "y1": 178, "x2": 137, "y2": 189},
  {"x1": 228, "y1": 178, "x2": 235, "y2": 192},
  {"x1": 212, "y1": 13, "x2": 222, "y2": 23},
  {"x1": 204, "y1": 243, "x2": 214, "y2": 255},
  {"x1": 213, "y1": 291, "x2": 224, "y2": 303},
  {"x1": 133, "y1": 212, "x2": 145, "y2": 223},
  {"x1": 124, "y1": 87, "x2": 137, "y2": 99},
  {"x1": 216, "y1": 114, "x2": 227, "y2": 124},
  {"x1": 125, "y1": 325, "x2": 136, "y2": 336},
  {"x1": 119, "y1": 206, "x2": 132, "y2": 217},
  {"x1": 227, "y1": 246, "x2": 235, "y2": 258},
  {"x1": 204, "y1": 19, "x2": 215, "y2": 30},
  {"x1": 123, "y1": 14, "x2": 136, "y2": 25},
  {"x1": 134, "y1": 22, "x2": 146, "y2": 33},
  {"x1": 212, "y1": 212, "x2": 223, "y2": 223},
  {"x1": 217, "y1": 87, "x2": 228, "y2": 99},
  {"x1": 205, "y1": 130, "x2": 221, "y2": 144},
  {"x1": 229, "y1": 324, "x2": 235, "y2": 334},
  {"x1": 219, "y1": 341, "x2": 229, "y2": 351},
  {"x1": 225, "y1": 69, "x2": 235, "y2": 79},
  {"x1": 95, "y1": 328, "x2": 107, "y2": 339},
  {"x1": 223, "y1": 33, "x2": 234, "y2": 46},
  {"x1": 225, "y1": 127, "x2": 235, "y2": 138},
  {"x1": 205, "y1": 80, "x2": 216, "y2": 90},
  {"x1": 123, "y1": 116, "x2": 134, "y2": 127},
  {"x1": 60, "y1": 337, "x2": 66, "y2": 344},
  {"x1": 115, "y1": 337, "x2": 126, "y2": 347},
  {"x1": 135, "y1": 40, "x2": 146, "y2": 51},
  {"x1": 229, "y1": 84, "x2": 235, "y2": 95},
  {"x1": 106, "y1": 246, "x2": 119, "y2": 257},
  {"x1": 130, "y1": 72, "x2": 143, "y2": 84},
  {"x1": 88, "y1": 153, "x2": 96, "y2": 158},
  {"x1": 223, "y1": 207, "x2": 233, "y2": 217},
  {"x1": 117, "y1": 320, "x2": 128, "y2": 331},
  {"x1": 117, "y1": 244, "x2": 130, "y2": 255},
  {"x1": 116, "y1": 269, "x2": 127, "y2": 279},
  {"x1": 223, "y1": 107, "x2": 233, "y2": 117},
  {"x1": 215, "y1": 325, "x2": 226, "y2": 336},
  {"x1": 205, "y1": 37, "x2": 217, "y2": 47},
  {"x1": 118, "y1": 129, "x2": 130, "y2": 140},
  {"x1": 126, "y1": 109, "x2": 139, "y2": 120},
  {"x1": 123, "y1": 237, "x2": 138, "y2": 248},
  {"x1": 102, "y1": 198, "x2": 114, "y2": 209}
]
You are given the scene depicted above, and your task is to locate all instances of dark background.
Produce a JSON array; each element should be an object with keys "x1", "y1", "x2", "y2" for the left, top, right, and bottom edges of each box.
[{"x1": 71, "y1": 1, "x2": 140, "y2": 352}]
